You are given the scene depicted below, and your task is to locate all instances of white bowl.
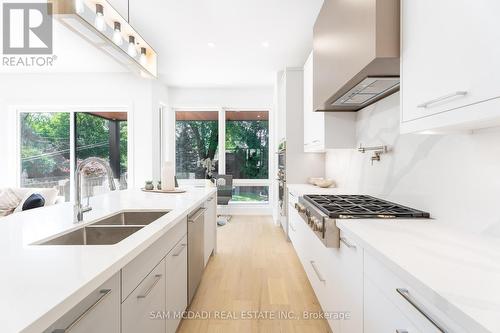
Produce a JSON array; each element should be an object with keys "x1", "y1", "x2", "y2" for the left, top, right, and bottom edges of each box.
[
  {"x1": 307, "y1": 177, "x2": 323, "y2": 185},
  {"x1": 314, "y1": 179, "x2": 335, "y2": 188}
]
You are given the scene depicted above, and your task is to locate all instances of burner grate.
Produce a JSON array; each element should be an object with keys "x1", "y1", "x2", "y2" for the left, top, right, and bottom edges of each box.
[{"x1": 303, "y1": 195, "x2": 430, "y2": 219}]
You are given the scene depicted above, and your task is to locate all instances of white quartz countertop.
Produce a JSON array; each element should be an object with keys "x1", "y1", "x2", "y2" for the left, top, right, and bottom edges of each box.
[
  {"x1": 0, "y1": 186, "x2": 216, "y2": 333},
  {"x1": 337, "y1": 219, "x2": 500, "y2": 333},
  {"x1": 287, "y1": 183, "x2": 339, "y2": 196}
]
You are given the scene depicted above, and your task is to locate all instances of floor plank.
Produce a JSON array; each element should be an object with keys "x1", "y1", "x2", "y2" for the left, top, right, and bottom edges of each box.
[{"x1": 178, "y1": 215, "x2": 331, "y2": 333}]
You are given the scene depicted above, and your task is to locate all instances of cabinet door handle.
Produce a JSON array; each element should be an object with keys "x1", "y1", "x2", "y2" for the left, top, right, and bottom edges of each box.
[
  {"x1": 172, "y1": 243, "x2": 187, "y2": 256},
  {"x1": 207, "y1": 196, "x2": 214, "y2": 202},
  {"x1": 417, "y1": 91, "x2": 467, "y2": 108},
  {"x1": 188, "y1": 208, "x2": 206, "y2": 222},
  {"x1": 340, "y1": 237, "x2": 357, "y2": 249},
  {"x1": 396, "y1": 288, "x2": 447, "y2": 332},
  {"x1": 289, "y1": 222, "x2": 296, "y2": 232},
  {"x1": 310, "y1": 261, "x2": 326, "y2": 282},
  {"x1": 137, "y1": 274, "x2": 162, "y2": 299},
  {"x1": 54, "y1": 289, "x2": 111, "y2": 332}
]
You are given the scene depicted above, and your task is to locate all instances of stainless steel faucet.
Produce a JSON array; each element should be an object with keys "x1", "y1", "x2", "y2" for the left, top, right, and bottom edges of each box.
[
  {"x1": 74, "y1": 157, "x2": 117, "y2": 223},
  {"x1": 358, "y1": 144, "x2": 388, "y2": 165}
]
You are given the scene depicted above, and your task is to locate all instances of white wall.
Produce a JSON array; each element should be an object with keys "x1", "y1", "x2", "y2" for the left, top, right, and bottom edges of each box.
[
  {"x1": 168, "y1": 86, "x2": 273, "y2": 109},
  {"x1": 325, "y1": 92, "x2": 500, "y2": 235},
  {"x1": 0, "y1": 73, "x2": 168, "y2": 188}
]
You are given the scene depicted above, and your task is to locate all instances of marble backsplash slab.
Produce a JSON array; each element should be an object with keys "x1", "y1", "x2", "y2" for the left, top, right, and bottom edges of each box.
[{"x1": 325, "y1": 92, "x2": 500, "y2": 235}]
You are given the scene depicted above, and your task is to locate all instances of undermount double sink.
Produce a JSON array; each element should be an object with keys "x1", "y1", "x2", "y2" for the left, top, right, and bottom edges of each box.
[{"x1": 36, "y1": 211, "x2": 169, "y2": 246}]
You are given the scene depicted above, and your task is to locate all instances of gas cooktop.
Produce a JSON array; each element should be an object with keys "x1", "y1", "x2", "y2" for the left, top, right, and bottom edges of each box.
[{"x1": 302, "y1": 195, "x2": 430, "y2": 219}]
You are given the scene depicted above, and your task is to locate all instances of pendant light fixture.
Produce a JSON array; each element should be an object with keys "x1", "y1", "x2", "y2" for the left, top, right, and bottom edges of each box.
[
  {"x1": 139, "y1": 47, "x2": 147, "y2": 65},
  {"x1": 75, "y1": 0, "x2": 84, "y2": 14},
  {"x1": 112, "y1": 22, "x2": 123, "y2": 45},
  {"x1": 127, "y1": 36, "x2": 137, "y2": 57},
  {"x1": 94, "y1": 4, "x2": 106, "y2": 32},
  {"x1": 51, "y1": 0, "x2": 158, "y2": 78}
]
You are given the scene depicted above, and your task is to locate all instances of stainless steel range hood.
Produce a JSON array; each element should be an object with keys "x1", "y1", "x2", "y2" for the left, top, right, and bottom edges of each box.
[
  {"x1": 313, "y1": 0, "x2": 400, "y2": 112},
  {"x1": 329, "y1": 76, "x2": 400, "y2": 110}
]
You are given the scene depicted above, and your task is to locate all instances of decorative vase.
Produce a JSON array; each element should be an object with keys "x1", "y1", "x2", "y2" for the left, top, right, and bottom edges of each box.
[
  {"x1": 157, "y1": 181, "x2": 162, "y2": 190},
  {"x1": 145, "y1": 181, "x2": 154, "y2": 190}
]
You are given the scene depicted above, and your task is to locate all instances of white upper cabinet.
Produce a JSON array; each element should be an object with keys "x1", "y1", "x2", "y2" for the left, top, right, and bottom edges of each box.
[
  {"x1": 303, "y1": 52, "x2": 325, "y2": 151},
  {"x1": 303, "y1": 52, "x2": 356, "y2": 152},
  {"x1": 401, "y1": 0, "x2": 500, "y2": 133}
]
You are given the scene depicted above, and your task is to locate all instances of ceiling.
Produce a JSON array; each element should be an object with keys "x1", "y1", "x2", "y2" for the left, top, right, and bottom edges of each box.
[{"x1": 129, "y1": 0, "x2": 324, "y2": 87}]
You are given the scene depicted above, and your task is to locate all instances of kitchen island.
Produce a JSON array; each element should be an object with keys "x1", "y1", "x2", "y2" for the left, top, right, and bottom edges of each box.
[{"x1": 0, "y1": 187, "x2": 217, "y2": 333}]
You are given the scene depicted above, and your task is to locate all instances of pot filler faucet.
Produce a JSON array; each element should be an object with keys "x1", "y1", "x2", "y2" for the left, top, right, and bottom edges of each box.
[{"x1": 74, "y1": 157, "x2": 116, "y2": 223}]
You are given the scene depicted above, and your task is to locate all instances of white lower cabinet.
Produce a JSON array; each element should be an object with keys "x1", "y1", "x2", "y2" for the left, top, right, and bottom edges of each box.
[
  {"x1": 204, "y1": 195, "x2": 217, "y2": 267},
  {"x1": 44, "y1": 197, "x2": 218, "y2": 333},
  {"x1": 364, "y1": 251, "x2": 464, "y2": 333},
  {"x1": 44, "y1": 273, "x2": 120, "y2": 333},
  {"x1": 364, "y1": 277, "x2": 419, "y2": 333},
  {"x1": 166, "y1": 235, "x2": 188, "y2": 333},
  {"x1": 122, "y1": 259, "x2": 166, "y2": 333},
  {"x1": 288, "y1": 206, "x2": 466, "y2": 333},
  {"x1": 288, "y1": 205, "x2": 363, "y2": 333},
  {"x1": 337, "y1": 233, "x2": 363, "y2": 333}
]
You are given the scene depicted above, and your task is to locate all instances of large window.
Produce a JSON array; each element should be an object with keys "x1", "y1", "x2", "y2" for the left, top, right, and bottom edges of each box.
[
  {"x1": 20, "y1": 111, "x2": 128, "y2": 201},
  {"x1": 175, "y1": 109, "x2": 270, "y2": 204},
  {"x1": 225, "y1": 111, "x2": 268, "y2": 179},
  {"x1": 175, "y1": 111, "x2": 219, "y2": 179},
  {"x1": 20, "y1": 113, "x2": 71, "y2": 198}
]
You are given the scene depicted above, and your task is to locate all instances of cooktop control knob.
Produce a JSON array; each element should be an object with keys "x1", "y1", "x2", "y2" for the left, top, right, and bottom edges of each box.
[
  {"x1": 315, "y1": 221, "x2": 323, "y2": 232},
  {"x1": 309, "y1": 216, "x2": 318, "y2": 229}
]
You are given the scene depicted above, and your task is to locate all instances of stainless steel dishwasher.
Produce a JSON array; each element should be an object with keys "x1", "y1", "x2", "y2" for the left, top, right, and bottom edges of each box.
[{"x1": 187, "y1": 206, "x2": 206, "y2": 304}]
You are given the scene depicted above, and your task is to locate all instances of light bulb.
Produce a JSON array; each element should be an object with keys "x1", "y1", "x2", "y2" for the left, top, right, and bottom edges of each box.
[
  {"x1": 75, "y1": 0, "x2": 84, "y2": 14},
  {"x1": 127, "y1": 36, "x2": 137, "y2": 57},
  {"x1": 112, "y1": 22, "x2": 122, "y2": 45},
  {"x1": 94, "y1": 4, "x2": 105, "y2": 32},
  {"x1": 139, "y1": 47, "x2": 147, "y2": 65}
]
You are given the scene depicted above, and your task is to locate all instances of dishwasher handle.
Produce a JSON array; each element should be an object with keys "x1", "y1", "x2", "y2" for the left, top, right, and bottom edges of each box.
[{"x1": 188, "y1": 207, "x2": 206, "y2": 223}]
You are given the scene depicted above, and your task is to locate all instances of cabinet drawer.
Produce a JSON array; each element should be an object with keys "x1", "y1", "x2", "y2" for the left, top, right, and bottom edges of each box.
[
  {"x1": 166, "y1": 235, "x2": 188, "y2": 333},
  {"x1": 293, "y1": 214, "x2": 342, "y2": 333},
  {"x1": 44, "y1": 273, "x2": 120, "y2": 333},
  {"x1": 364, "y1": 251, "x2": 463, "y2": 333},
  {"x1": 364, "y1": 276, "x2": 420, "y2": 333},
  {"x1": 122, "y1": 259, "x2": 166, "y2": 333},
  {"x1": 122, "y1": 218, "x2": 187, "y2": 301}
]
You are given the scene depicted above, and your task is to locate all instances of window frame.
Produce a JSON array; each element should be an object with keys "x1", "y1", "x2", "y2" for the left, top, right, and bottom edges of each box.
[
  {"x1": 173, "y1": 107, "x2": 271, "y2": 205},
  {"x1": 15, "y1": 105, "x2": 130, "y2": 202}
]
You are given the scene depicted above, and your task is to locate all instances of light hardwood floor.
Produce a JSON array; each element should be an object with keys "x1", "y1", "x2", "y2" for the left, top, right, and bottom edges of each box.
[{"x1": 178, "y1": 215, "x2": 331, "y2": 333}]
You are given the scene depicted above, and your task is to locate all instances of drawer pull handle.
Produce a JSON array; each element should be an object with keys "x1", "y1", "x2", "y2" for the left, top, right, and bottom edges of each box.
[
  {"x1": 340, "y1": 237, "x2": 356, "y2": 249},
  {"x1": 172, "y1": 243, "x2": 187, "y2": 256},
  {"x1": 396, "y1": 330, "x2": 409, "y2": 333},
  {"x1": 188, "y1": 208, "x2": 206, "y2": 222},
  {"x1": 137, "y1": 274, "x2": 162, "y2": 299},
  {"x1": 54, "y1": 289, "x2": 111, "y2": 332},
  {"x1": 310, "y1": 261, "x2": 326, "y2": 282},
  {"x1": 396, "y1": 288, "x2": 447, "y2": 332},
  {"x1": 417, "y1": 91, "x2": 467, "y2": 108}
]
